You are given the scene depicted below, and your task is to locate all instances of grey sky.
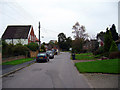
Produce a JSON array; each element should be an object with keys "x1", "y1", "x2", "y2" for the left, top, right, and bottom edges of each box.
[{"x1": 0, "y1": 0, "x2": 119, "y2": 43}]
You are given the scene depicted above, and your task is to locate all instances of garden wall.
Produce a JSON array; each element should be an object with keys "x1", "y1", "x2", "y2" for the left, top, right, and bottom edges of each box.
[
  {"x1": 2, "y1": 55, "x2": 26, "y2": 63},
  {"x1": 30, "y1": 50, "x2": 39, "y2": 58}
]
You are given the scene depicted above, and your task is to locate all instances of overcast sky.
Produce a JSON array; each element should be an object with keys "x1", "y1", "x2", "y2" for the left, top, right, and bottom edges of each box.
[{"x1": 0, "y1": 0, "x2": 119, "y2": 43}]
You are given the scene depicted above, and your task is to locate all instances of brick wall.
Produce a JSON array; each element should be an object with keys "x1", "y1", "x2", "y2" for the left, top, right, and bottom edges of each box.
[
  {"x1": 2, "y1": 55, "x2": 26, "y2": 63},
  {"x1": 30, "y1": 50, "x2": 39, "y2": 58}
]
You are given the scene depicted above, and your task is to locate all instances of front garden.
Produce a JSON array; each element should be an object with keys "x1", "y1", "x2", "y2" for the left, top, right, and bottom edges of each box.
[
  {"x1": 75, "y1": 53, "x2": 97, "y2": 60},
  {"x1": 72, "y1": 53, "x2": 120, "y2": 74},
  {"x1": 75, "y1": 59, "x2": 119, "y2": 74}
]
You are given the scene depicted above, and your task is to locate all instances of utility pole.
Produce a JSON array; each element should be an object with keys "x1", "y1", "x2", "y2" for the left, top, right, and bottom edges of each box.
[{"x1": 38, "y1": 21, "x2": 41, "y2": 52}]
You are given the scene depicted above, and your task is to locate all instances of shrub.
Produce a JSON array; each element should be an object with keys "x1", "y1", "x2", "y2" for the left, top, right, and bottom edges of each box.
[
  {"x1": 2, "y1": 42, "x2": 14, "y2": 58},
  {"x1": 13, "y1": 45, "x2": 29, "y2": 56},
  {"x1": 93, "y1": 46, "x2": 104, "y2": 55},
  {"x1": 26, "y1": 42, "x2": 39, "y2": 51},
  {"x1": 109, "y1": 41, "x2": 118, "y2": 52},
  {"x1": 104, "y1": 30, "x2": 113, "y2": 52},
  {"x1": 109, "y1": 51, "x2": 120, "y2": 59},
  {"x1": 102, "y1": 52, "x2": 110, "y2": 57},
  {"x1": 40, "y1": 44, "x2": 46, "y2": 52}
]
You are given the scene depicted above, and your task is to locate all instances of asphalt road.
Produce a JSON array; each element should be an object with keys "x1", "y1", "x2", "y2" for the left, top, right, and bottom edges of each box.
[{"x1": 2, "y1": 52, "x2": 91, "y2": 88}]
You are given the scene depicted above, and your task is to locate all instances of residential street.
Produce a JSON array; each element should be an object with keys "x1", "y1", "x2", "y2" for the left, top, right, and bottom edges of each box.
[{"x1": 2, "y1": 52, "x2": 90, "y2": 88}]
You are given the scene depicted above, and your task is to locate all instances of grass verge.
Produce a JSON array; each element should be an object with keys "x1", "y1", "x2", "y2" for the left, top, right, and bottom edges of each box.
[
  {"x1": 75, "y1": 53, "x2": 97, "y2": 60},
  {"x1": 75, "y1": 59, "x2": 119, "y2": 74},
  {"x1": 2, "y1": 58, "x2": 34, "y2": 65}
]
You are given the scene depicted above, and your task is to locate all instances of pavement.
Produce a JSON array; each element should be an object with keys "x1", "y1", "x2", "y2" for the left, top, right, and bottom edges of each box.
[
  {"x1": 2, "y1": 59, "x2": 36, "y2": 77},
  {"x1": 83, "y1": 73, "x2": 119, "y2": 88}
]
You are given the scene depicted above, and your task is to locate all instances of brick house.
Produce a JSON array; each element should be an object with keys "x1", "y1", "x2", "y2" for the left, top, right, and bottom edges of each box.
[
  {"x1": 2, "y1": 25, "x2": 38, "y2": 45},
  {"x1": 83, "y1": 39, "x2": 99, "y2": 51}
]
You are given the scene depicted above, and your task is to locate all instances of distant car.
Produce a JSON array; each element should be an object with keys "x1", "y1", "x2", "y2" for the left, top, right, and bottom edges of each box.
[
  {"x1": 46, "y1": 50, "x2": 54, "y2": 59},
  {"x1": 36, "y1": 53, "x2": 49, "y2": 62}
]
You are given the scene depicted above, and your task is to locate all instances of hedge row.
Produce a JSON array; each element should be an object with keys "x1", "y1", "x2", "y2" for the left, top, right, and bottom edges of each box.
[{"x1": 2, "y1": 41, "x2": 39, "y2": 58}]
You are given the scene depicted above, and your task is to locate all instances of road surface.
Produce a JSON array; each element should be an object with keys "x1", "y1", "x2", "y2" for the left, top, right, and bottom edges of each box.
[{"x1": 3, "y1": 52, "x2": 90, "y2": 88}]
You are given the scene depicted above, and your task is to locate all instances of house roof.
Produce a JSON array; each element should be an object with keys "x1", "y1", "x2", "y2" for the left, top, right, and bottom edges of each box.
[
  {"x1": 2, "y1": 25, "x2": 32, "y2": 39},
  {"x1": 97, "y1": 32, "x2": 105, "y2": 42},
  {"x1": 115, "y1": 39, "x2": 120, "y2": 43}
]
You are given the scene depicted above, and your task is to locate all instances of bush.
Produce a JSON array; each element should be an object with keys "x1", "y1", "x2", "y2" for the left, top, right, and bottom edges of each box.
[
  {"x1": 109, "y1": 51, "x2": 120, "y2": 59},
  {"x1": 13, "y1": 45, "x2": 29, "y2": 56},
  {"x1": 102, "y1": 52, "x2": 109, "y2": 57},
  {"x1": 26, "y1": 42, "x2": 39, "y2": 51},
  {"x1": 40, "y1": 44, "x2": 46, "y2": 52},
  {"x1": 93, "y1": 46, "x2": 104, "y2": 55},
  {"x1": 109, "y1": 41, "x2": 118, "y2": 52},
  {"x1": 2, "y1": 41, "x2": 14, "y2": 58}
]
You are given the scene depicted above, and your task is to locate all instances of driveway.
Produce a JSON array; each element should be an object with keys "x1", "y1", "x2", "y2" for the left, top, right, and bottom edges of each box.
[{"x1": 2, "y1": 52, "x2": 90, "y2": 88}]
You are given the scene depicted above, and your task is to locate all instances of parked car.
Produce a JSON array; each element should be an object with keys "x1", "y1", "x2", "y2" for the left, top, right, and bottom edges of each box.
[
  {"x1": 46, "y1": 50, "x2": 54, "y2": 59},
  {"x1": 36, "y1": 53, "x2": 49, "y2": 62}
]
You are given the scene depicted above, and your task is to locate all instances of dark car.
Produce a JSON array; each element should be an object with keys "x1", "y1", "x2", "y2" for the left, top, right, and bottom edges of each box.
[
  {"x1": 36, "y1": 53, "x2": 49, "y2": 62},
  {"x1": 46, "y1": 50, "x2": 54, "y2": 59}
]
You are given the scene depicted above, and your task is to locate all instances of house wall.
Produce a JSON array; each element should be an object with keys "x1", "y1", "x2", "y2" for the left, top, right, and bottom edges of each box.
[
  {"x1": 5, "y1": 39, "x2": 28, "y2": 45},
  {"x1": 28, "y1": 27, "x2": 36, "y2": 44},
  {"x1": 118, "y1": 43, "x2": 120, "y2": 51},
  {"x1": 98, "y1": 38, "x2": 104, "y2": 47}
]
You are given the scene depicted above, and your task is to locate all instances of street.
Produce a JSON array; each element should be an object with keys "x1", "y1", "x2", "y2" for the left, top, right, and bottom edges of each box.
[{"x1": 3, "y1": 52, "x2": 90, "y2": 88}]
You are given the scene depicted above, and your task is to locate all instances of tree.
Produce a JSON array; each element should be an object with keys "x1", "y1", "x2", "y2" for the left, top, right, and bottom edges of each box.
[
  {"x1": 65, "y1": 37, "x2": 72, "y2": 51},
  {"x1": 42, "y1": 42, "x2": 46, "y2": 45},
  {"x1": 58, "y1": 33, "x2": 66, "y2": 42},
  {"x1": 110, "y1": 24, "x2": 118, "y2": 41},
  {"x1": 96, "y1": 31, "x2": 105, "y2": 40},
  {"x1": 72, "y1": 22, "x2": 88, "y2": 40},
  {"x1": 72, "y1": 38, "x2": 83, "y2": 53},
  {"x1": 40, "y1": 44, "x2": 46, "y2": 52},
  {"x1": 109, "y1": 41, "x2": 118, "y2": 52},
  {"x1": 72, "y1": 22, "x2": 88, "y2": 53},
  {"x1": 104, "y1": 29, "x2": 113, "y2": 52},
  {"x1": 58, "y1": 33, "x2": 72, "y2": 51},
  {"x1": 58, "y1": 33, "x2": 66, "y2": 50},
  {"x1": 26, "y1": 42, "x2": 39, "y2": 51}
]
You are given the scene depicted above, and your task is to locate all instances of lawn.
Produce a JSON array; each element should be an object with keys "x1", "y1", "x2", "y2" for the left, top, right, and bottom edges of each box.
[
  {"x1": 2, "y1": 58, "x2": 34, "y2": 65},
  {"x1": 75, "y1": 59, "x2": 119, "y2": 74},
  {"x1": 75, "y1": 53, "x2": 97, "y2": 60},
  {"x1": 76, "y1": 53, "x2": 93, "y2": 56}
]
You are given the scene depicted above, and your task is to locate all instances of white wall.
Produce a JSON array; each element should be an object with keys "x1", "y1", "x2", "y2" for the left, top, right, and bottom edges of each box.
[{"x1": 5, "y1": 39, "x2": 28, "y2": 45}]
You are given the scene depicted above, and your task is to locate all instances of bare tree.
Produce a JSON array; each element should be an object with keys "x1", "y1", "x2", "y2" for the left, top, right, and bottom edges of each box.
[{"x1": 72, "y1": 22, "x2": 88, "y2": 40}]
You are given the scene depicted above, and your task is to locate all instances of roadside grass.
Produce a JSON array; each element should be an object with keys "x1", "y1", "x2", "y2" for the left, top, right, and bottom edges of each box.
[
  {"x1": 75, "y1": 59, "x2": 119, "y2": 74},
  {"x1": 75, "y1": 55, "x2": 95, "y2": 60},
  {"x1": 75, "y1": 53, "x2": 98, "y2": 60},
  {"x1": 77, "y1": 53, "x2": 93, "y2": 56},
  {"x1": 2, "y1": 58, "x2": 34, "y2": 65},
  {"x1": 63, "y1": 51, "x2": 71, "y2": 52}
]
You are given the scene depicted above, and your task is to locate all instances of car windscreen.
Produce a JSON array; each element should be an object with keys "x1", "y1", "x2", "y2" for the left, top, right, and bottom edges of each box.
[
  {"x1": 46, "y1": 51, "x2": 52, "y2": 53},
  {"x1": 37, "y1": 53, "x2": 46, "y2": 56}
]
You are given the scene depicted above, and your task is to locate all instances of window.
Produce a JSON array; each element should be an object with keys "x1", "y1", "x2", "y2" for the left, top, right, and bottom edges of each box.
[
  {"x1": 30, "y1": 35, "x2": 31, "y2": 40},
  {"x1": 32, "y1": 36, "x2": 33, "y2": 41}
]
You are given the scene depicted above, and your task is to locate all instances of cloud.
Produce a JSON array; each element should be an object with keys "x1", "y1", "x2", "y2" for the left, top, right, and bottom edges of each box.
[{"x1": 0, "y1": 0, "x2": 118, "y2": 43}]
